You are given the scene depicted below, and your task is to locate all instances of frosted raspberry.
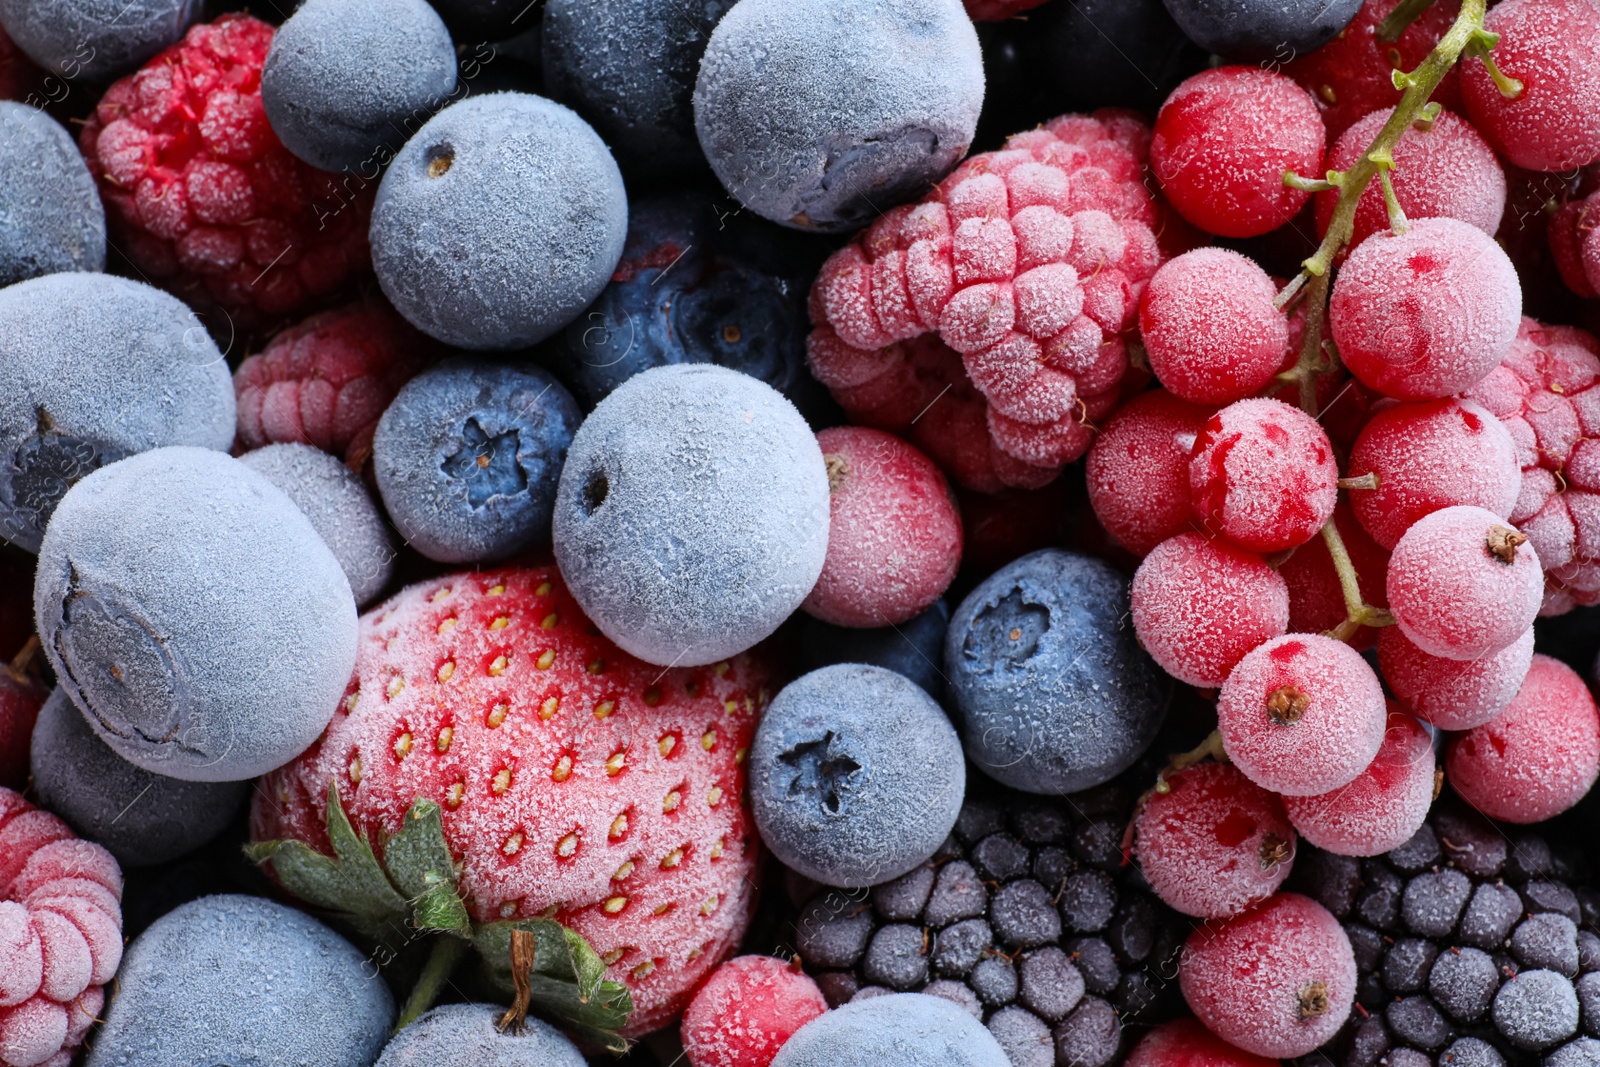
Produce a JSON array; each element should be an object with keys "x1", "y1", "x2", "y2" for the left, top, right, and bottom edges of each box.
[
  {"x1": 802, "y1": 427, "x2": 962, "y2": 628},
  {"x1": 1135, "y1": 761, "x2": 1295, "y2": 919},
  {"x1": 807, "y1": 111, "x2": 1165, "y2": 488},
  {"x1": 1131, "y1": 532, "x2": 1290, "y2": 689},
  {"x1": 1139, "y1": 248, "x2": 1289, "y2": 405},
  {"x1": 681, "y1": 955, "x2": 828, "y2": 1067},
  {"x1": 1217, "y1": 633, "x2": 1388, "y2": 797},
  {"x1": 1278, "y1": 504, "x2": 1390, "y2": 650},
  {"x1": 1378, "y1": 623, "x2": 1533, "y2": 730},
  {"x1": 1086, "y1": 390, "x2": 1212, "y2": 556},
  {"x1": 234, "y1": 299, "x2": 430, "y2": 469},
  {"x1": 1386, "y1": 505, "x2": 1544, "y2": 661},
  {"x1": 1126, "y1": 1018, "x2": 1279, "y2": 1067},
  {"x1": 1446, "y1": 653, "x2": 1600, "y2": 824},
  {"x1": 1282, "y1": 707, "x2": 1436, "y2": 857},
  {"x1": 1464, "y1": 318, "x2": 1600, "y2": 614},
  {"x1": 963, "y1": 0, "x2": 1049, "y2": 18},
  {"x1": 1346, "y1": 396, "x2": 1521, "y2": 550},
  {"x1": 1188, "y1": 398, "x2": 1338, "y2": 554},
  {"x1": 0, "y1": 787, "x2": 123, "y2": 1067},
  {"x1": 1150, "y1": 66, "x2": 1326, "y2": 239},
  {"x1": 1180, "y1": 893, "x2": 1356, "y2": 1058},
  {"x1": 78, "y1": 15, "x2": 373, "y2": 327}
]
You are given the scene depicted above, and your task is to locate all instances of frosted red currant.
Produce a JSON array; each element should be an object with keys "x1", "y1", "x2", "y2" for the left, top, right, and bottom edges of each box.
[
  {"x1": 1377, "y1": 623, "x2": 1534, "y2": 730},
  {"x1": 1188, "y1": 398, "x2": 1338, "y2": 554},
  {"x1": 1282, "y1": 706, "x2": 1436, "y2": 857},
  {"x1": 1139, "y1": 248, "x2": 1288, "y2": 406},
  {"x1": 1085, "y1": 390, "x2": 1212, "y2": 557}
]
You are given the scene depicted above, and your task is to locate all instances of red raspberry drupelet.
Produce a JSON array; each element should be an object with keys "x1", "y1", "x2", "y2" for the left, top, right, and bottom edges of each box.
[{"x1": 962, "y1": 0, "x2": 1050, "y2": 18}]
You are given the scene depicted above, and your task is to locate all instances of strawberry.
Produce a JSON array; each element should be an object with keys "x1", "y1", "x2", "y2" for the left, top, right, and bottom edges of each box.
[{"x1": 251, "y1": 564, "x2": 772, "y2": 1040}]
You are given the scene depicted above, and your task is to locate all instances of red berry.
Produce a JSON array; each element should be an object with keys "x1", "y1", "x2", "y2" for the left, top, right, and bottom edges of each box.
[
  {"x1": 1135, "y1": 761, "x2": 1295, "y2": 919},
  {"x1": 1282, "y1": 706, "x2": 1436, "y2": 857},
  {"x1": 1086, "y1": 390, "x2": 1212, "y2": 556},
  {"x1": 1278, "y1": 503, "x2": 1390, "y2": 650},
  {"x1": 1585, "y1": 201, "x2": 1600, "y2": 293},
  {"x1": 1446, "y1": 653, "x2": 1600, "y2": 824},
  {"x1": 682, "y1": 955, "x2": 828, "y2": 1067},
  {"x1": 1139, "y1": 248, "x2": 1289, "y2": 405},
  {"x1": 1126, "y1": 1018, "x2": 1279, "y2": 1067},
  {"x1": 1217, "y1": 633, "x2": 1388, "y2": 797},
  {"x1": 1386, "y1": 505, "x2": 1544, "y2": 661},
  {"x1": 1346, "y1": 396, "x2": 1521, "y2": 550},
  {"x1": 1188, "y1": 398, "x2": 1338, "y2": 554},
  {"x1": 962, "y1": 0, "x2": 1049, "y2": 18},
  {"x1": 1150, "y1": 66, "x2": 1326, "y2": 239},
  {"x1": 1330, "y1": 217, "x2": 1521, "y2": 400},
  {"x1": 1377, "y1": 623, "x2": 1533, "y2": 730},
  {"x1": 1461, "y1": 0, "x2": 1600, "y2": 172},
  {"x1": 0, "y1": 642, "x2": 46, "y2": 792},
  {"x1": 1131, "y1": 533, "x2": 1290, "y2": 688},
  {"x1": 1180, "y1": 893, "x2": 1356, "y2": 1059},
  {"x1": 1548, "y1": 194, "x2": 1599, "y2": 299},
  {"x1": 802, "y1": 428, "x2": 962, "y2": 628}
]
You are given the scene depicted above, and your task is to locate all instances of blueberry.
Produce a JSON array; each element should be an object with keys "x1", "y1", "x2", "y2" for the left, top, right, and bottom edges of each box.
[
  {"x1": 373, "y1": 1003, "x2": 585, "y2": 1066},
  {"x1": 373, "y1": 361, "x2": 579, "y2": 564},
  {"x1": 262, "y1": 0, "x2": 457, "y2": 173},
  {"x1": 0, "y1": 273, "x2": 234, "y2": 552},
  {"x1": 86, "y1": 895, "x2": 393, "y2": 1067},
  {"x1": 749, "y1": 664, "x2": 964, "y2": 886},
  {"x1": 34, "y1": 447, "x2": 357, "y2": 782},
  {"x1": 553, "y1": 363, "x2": 828, "y2": 666},
  {"x1": 0, "y1": 0, "x2": 199, "y2": 81},
  {"x1": 0, "y1": 104, "x2": 104, "y2": 286},
  {"x1": 771, "y1": 992, "x2": 1011, "y2": 1067},
  {"x1": 1026, "y1": 0, "x2": 1206, "y2": 113},
  {"x1": 1160, "y1": 0, "x2": 1365, "y2": 62},
  {"x1": 944, "y1": 549, "x2": 1171, "y2": 794},
  {"x1": 693, "y1": 0, "x2": 983, "y2": 232},
  {"x1": 29, "y1": 688, "x2": 248, "y2": 865},
  {"x1": 797, "y1": 600, "x2": 949, "y2": 699},
  {"x1": 371, "y1": 92, "x2": 627, "y2": 350}
]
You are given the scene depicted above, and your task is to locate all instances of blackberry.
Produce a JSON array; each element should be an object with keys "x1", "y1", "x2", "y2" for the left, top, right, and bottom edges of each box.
[
  {"x1": 1288, "y1": 803, "x2": 1600, "y2": 1067},
  {"x1": 790, "y1": 779, "x2": 1191, "y2": 1067}
]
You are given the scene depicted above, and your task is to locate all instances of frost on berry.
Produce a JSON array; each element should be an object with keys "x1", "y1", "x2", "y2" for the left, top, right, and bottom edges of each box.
[
  {"x1": 681, "y1": 955, "x2": 827, "y2": 1067},
  {"x1": 1131, "y1": 533, "x2": 1290, "y2": 688},
  {"x1": 806, "y1": 111, "x2": 1165, "y2": 489},
  {"x1": 1135, "y1": 762, "x2": 1294, "y2": 919},
  {"x1": 1188, "y1": 398, "x2": 1338, "y2": 554},
  {"x1": 1278, "y1": 504, "x2": 1390, "y2": 650},
  {"x1": 1126, "y1": 1017, "x2": 1279, "y2": 1067},
  {"x1": 1282, "y1": 707, "x2": 1436, "y2": 857},
  {"x1": 1548, "y1": 192, "x2": 1600, "y2": 299},
  {"x1": 1446, "y1": 653, "x2": 1600, "y2": 825},
  {"x1": 1330, "y1": 217, "x2": 1521, "y2": 400},
  {"x1": 1217, "y1": 634, "x2": 1388, "y2": 797},
  {"x1": 1085, "y1": 390, "x2": 1212, "y2": 557},
  {"x1": 1139, "y1": 248, "x2": 1288, "y2": 405},
  {"x1": 1378, "y1": 623, "x2": 1533, "y2": 731}
]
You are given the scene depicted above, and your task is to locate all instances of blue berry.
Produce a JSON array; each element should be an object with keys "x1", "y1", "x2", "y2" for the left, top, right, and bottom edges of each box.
[
  {"x1": 262, "y1": 0, "x2": 457, "y2": 173},
  {"x1": 86, "y1": 895, "x2": 393, "y2": 1067},
  {"x1": 0, "y1": 273, "x2": 234, "y2": 552},
  {"x1": 693, "y1": 0, "x2": 983, "y2": 231},
  {"x1": 238, "y1": 443, "x2": 397, "y2": 605},
  {"x1": 553, "y1": 363, "x2": 829, "y2": 666},
  {"x1": 750, "y1": 663, "x2": 964, "y2": 886},
  {"x1": 944, "y1": 549, "x2": 1171, "y2": 794},
  {"x1": 1028, "y1": 0, "x2": 1206, "y2": 112},
  {"x1": 0, "y1": 103, "x2": 104, "y2": 286},
  {"x1": 371, "y1": 92, "x2": 628, "y2": 349},
  {"x1": 771, "y1": 992, "x2": 1011, "y2": 1067},
  {"x1": 797, "y1": 599, "x2": 949, "y2": 698},
  {"x1": 374, "y1": 1003, "x2": 585, "y2": 1066},
  {"x1": 0, "y1": 0, "x2": 199, "y2": 80},
  {"x1": 29, "y1": 688, "x2": 248, "y2": 865},
  {"x1": 1160, "y1": 0, "x2": 1365, "y2": 63},
  {"x1": 373, "y1": 361, "x2": 579, "y2": 564},
  {"x1": 34, "y1": 447, "x2": 357, "y2": 782}
]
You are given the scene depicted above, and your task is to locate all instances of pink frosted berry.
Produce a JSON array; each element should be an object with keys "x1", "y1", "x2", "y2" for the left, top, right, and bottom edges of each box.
[
  {"x1": 1548, "y1": 194, "x2": 1598, "y2": 299},
  {"x1": 1378, "y1": 624, "x2": 1534, "y2": 730},
  {"x1": 1139, "y1": 248, "x2": 1289, "y2": 405},
  {"x1": 1085, "y1": 390, "x2": 1212, "y2": 556},
  {"x1": 682, "y1": 955, "x2": 828, "y2": 1067},
  {"x1": 1282, "y1": 707, "x2": 1437, "y2": 857},
  {"x1": 1188, "y1": 398, "x2": 1338, "y2": 554},
  {"x1": 1278, "y1": 504, "x2": 1390, "y2": 651},
  {"x1": 1135, "y1": 761, "x2": 1295, "y2": 919},
  {"x1": 1446, "y1": 653, "x2": 1600, "y2": 824},
  {"x1": 1217, "y1": 633, "x2": 1388, "y2": 797},
  {"x1": 1329, "y1": 217, "x2": 1522, "y2": 400},
  {"x1": 1586, "y1": 203, "x2": 1600, "y2": 294},
  {"x1": 1126, "y1": 1018, "x2": 1279, "y2": 1067},
  {"x1": 1345, "y1": 396, "x2": 1522, "y2": 550},
  {"x1": 802, "y1": 427, "x2": 962, "y2": 628},
  {"x1": 1131, "y1": 533, "x2": 1290, "y2": 688},
  {"x1": 1180, "y1": 893, "x2": 1356, "y2": 1059},
  {"x1": 1386, "y1": 505, "x2": 1544, "y2": 661}
]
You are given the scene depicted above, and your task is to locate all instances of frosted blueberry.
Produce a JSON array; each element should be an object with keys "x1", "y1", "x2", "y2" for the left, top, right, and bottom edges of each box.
[
  {"x1": 0, "y1": 0, "x2": 199, "y2": 81},
  {"x1": 772, "y1": 993, "x2": 1011, "y2": 1067},
  {"x1": 374, "y1": 1003, "x2": 586, "y2": 1066},
  {"x1": 0, "y1": 103, "x2": 104, "y2": 286}
]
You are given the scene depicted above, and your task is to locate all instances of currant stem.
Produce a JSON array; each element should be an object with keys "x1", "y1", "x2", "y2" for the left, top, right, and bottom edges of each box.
[
  {"x1": 1379, "y1": 169, "x2": 1410, "y2": 233},
  {"x1": 394, "y1": 934, "x2": 468, "y2": 1033},
  {"x1": 1284, "y1": 170, "x2": 1338, "y2": 193},
  {"x1": 1319, "y1": 520, "x2": 1397, "y2": 641},
  {"x1": 1377, "y1": 0, "x2": 1439, "y2": 42}
]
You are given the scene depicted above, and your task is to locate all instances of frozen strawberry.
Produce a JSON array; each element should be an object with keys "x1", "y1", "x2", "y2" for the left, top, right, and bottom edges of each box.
[{"x1": 681, "y1": 955, "x2": 827, "y2": 1067}]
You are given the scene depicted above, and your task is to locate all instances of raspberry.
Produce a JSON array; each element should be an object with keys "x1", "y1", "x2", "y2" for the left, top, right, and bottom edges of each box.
[
  {"x1": 1330, "y1": 217, "x2": 1522, "y2": 400},
  {"x1": 1217, "y1": 633, "x2": 1389, "y2": 797},
  {"x1": 1446, "y1": 654, "x2": 1600, "y2": 825},
  {"x1": 1180, "y1": 892, "x2": 1357, "y2": 1058},
  {"x1": 1126, "y1": 1018, "x2": 1279, "y2": 1067},
  {"x1": 682, "y1": 956, "x2": 828, "y2": 1067},
  {"x1": 1131, "y1": 532, "x2": 1290, "y2": 689},
  {"x1": 963, "y1": 0, "x2": 1049, "y2": 18},
  {"x1": 806, "y1": 111, "x2": 1165, "y2": 488},
  {"x1": 1378, "y1": 623, "x2": 1534, "y2": 731},
  {"x1": 1278, "y1": 504, "x2": 1390, "y2": 650},
  {"x1": 1282, "y1": 707, "x2": 1436, "y2": 858},
  {"x1": 1086, "y1": 390, "x2": 1212, "y2": 556},
  {"x1": 1139, "y1": 248, "x2": 1289, "y2": 406},
  {"x1": 1188, "y1": 398, "x2": 1338, "y2": 554},
  {"x1": 78, "y1": 15, "x2": 373, "y2": 328},
  {"x1": 1149, "y1": 66, "x2": 1326, "y2": 239},
  {"x1": 234, "y1": 299, "x2": 430, "y2": 470},
  {"x1": 1134, "y1": 761, "x2": 1296, "y2": 919}
]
